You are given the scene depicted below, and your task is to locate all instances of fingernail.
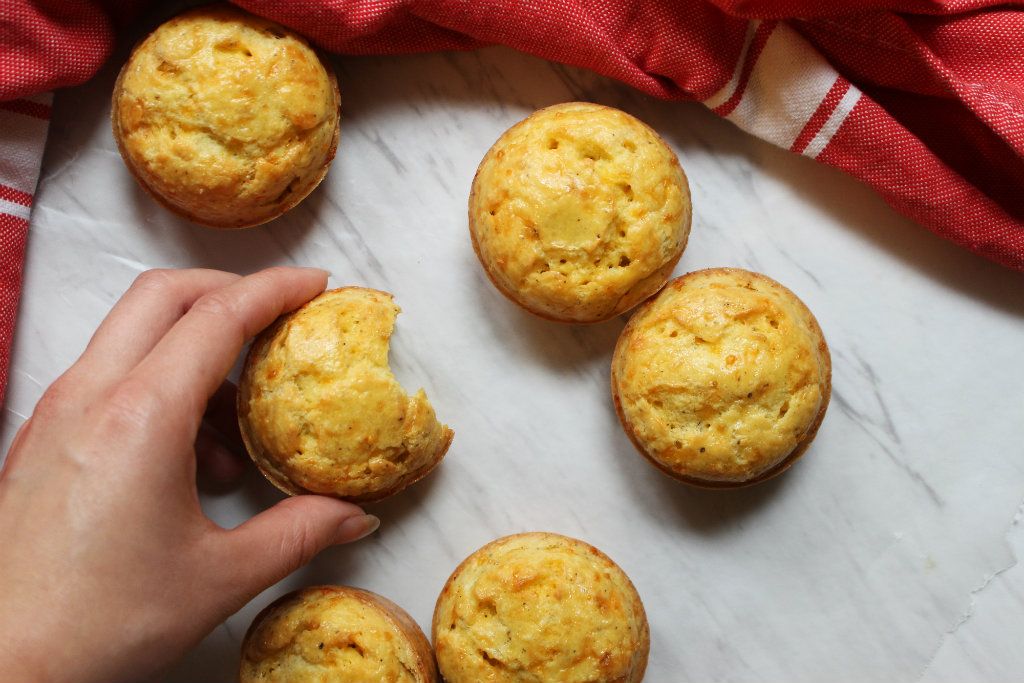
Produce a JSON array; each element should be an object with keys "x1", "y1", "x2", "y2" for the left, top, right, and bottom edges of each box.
[
  {"x1": 337, "y1": 514, "x2": 380, "y2": 543},
  {"x1": 305, "y1": 267, "x2": 331, "y2": 277}
]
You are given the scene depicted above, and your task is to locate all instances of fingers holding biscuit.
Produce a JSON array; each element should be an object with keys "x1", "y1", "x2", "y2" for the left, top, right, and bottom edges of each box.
[
  {"x1": 215, "y1": 496, "x2": 379, "y2": 607},
  {"x1": 195, "y1": 426, "x2": 247, "y2": 491},
  {"x1": 126, "y1": 267, "x2": 329, "y2": 444},
  {"x1": 63, "y1": 269, "x2": 241, "y2": 397},
  {"x1": 195, "y1": 382, "x2": 247, "y2": 491}
]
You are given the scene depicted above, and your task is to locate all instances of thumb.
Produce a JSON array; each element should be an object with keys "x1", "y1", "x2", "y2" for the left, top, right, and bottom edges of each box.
[{"x1": 223, "y1": 495, "x2": 379, "y2": 593}]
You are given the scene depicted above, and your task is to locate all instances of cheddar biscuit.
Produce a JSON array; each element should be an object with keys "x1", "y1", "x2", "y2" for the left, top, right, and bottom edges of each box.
[
  {"x1": 240, "y1": 586, "x2": 437, "y2": 682},
  {"x1": 238, "y1": 288, "x2": 453, "y2": 502},
  {"x1": 469, "y1": 102, "x2": 691, "y2": 323},
  {"x1": 611, "y1": 268, "x2": 831, "y2": 486},
  {"x1": 112, "y1": 5, "x2": 340, "y2": 228},
  {"x1": 433, "y1": 532, "x2": 649, "y2": 682}
]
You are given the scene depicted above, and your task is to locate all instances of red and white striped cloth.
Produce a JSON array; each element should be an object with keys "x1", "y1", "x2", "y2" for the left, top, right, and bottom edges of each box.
[
  {"x1": 0, "y1": 93, "x2": 51, "y2": 399},
  {"x1": 2, "y1": 0, "x2": 1024, "y2": 401}
]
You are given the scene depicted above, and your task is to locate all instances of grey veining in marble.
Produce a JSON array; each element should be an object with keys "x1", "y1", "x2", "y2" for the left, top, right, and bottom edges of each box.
[{"x1": 3, "y1": 29, "x2": 1024, "y2": 683}]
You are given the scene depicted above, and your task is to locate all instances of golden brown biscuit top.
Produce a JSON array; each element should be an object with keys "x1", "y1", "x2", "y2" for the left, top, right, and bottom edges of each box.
[
  {"x1": 613, "y1": 268, "x2": 830, "y2": 482},
  {"x1": 238, "y1": 287, "x2": 452, "y2": 501},
  {"x1": 433, "y1": 532, "x2": 648, "y2": 683},
  {"x1": 114, "y1": 5, "x2": 338, "y2": 226},
  {"x1": 470, "y1": 102, "x2": 690, "y2": 322},
  {"x1": 240, "y1": 587, "x2": 429, "y2": 683}
]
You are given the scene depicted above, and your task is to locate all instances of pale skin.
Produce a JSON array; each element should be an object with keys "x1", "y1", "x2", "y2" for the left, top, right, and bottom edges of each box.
[{"x1": 0, "y1": 267, "x2": 379, "y2": 683}]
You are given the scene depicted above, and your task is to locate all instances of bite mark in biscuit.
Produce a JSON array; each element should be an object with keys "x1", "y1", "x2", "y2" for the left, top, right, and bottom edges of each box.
[{"x1": 239, "y1": 288, "x2": 453, "y2": 502}]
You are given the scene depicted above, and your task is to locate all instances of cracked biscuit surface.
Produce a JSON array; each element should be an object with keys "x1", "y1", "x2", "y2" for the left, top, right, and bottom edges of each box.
[
  {"x1": 469, "y1": 102, "x2": 691, "y2": 323},
  {"x1": 612, "y1": 268, "x2": 831, "y2": 486},
  {"x1": 112, "y1": 4, "x2": 340, "y2": 228},
  {"x1": 432, "y1": 532, "x2": 649, "y2": 683},
  {"x1": 240, "y1": 586, "x2": 437, "y2": 683},
  {"x1": 238, "y1": 287, "x2": 453, "y2": 502}
]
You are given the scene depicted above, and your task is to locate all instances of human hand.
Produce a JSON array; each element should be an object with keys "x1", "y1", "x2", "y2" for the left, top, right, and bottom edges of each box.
[{"x1": 0, "y1": 267, "x2": 380, "y2": 683}]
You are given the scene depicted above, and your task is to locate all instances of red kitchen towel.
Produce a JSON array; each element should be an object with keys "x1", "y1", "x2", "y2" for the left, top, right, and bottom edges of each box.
[
  {"x1": 1, "y1": 1, "x2": 1023, "y2": 401},
  {"x1": 0, "y1": 93, "x2": 51, "y2": 400}
]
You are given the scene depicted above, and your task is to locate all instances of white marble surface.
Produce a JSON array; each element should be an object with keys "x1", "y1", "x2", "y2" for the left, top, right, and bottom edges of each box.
[{"x1": 4, "y1": 34, "x2": 1024, "y2": 683}]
